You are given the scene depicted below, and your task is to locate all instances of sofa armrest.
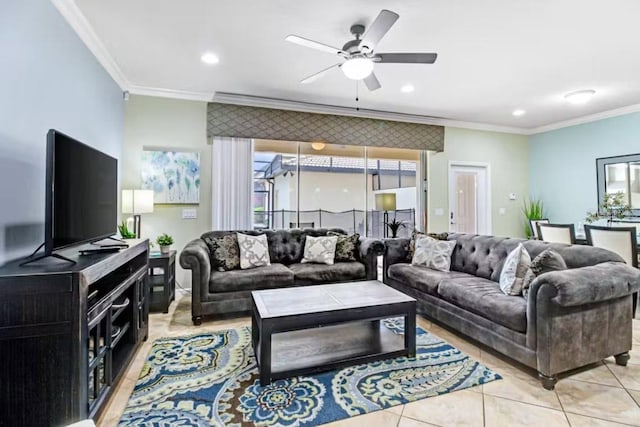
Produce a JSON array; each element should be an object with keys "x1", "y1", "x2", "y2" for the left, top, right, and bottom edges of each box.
[
  {"x1": 358, "y1": 237, "x2": 385, "y2": 280},
  {"x1": 382, "y1": 238, "x2": 410, "y2": 282},
  {"x1": 530, "y1": 261, "x2": 640, "y2": 307},
  {"x1": 179, "y1": 239, "x2": 211, "y2": 307}
]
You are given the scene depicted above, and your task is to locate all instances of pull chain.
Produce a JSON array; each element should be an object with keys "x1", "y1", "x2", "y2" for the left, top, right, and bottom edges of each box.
[{"x1": 355, "y1": 81, "x2": 360, "y2": 111}]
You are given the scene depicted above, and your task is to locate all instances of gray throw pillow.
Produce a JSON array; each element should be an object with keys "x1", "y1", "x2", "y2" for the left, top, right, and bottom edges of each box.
[
  {"x1": 499, "y1": 243, "x2": 531, "y2": 296},
  {"x1": 202, "y1": 234, "x2": 240, "y2": 272},
  {"x1": 522, "y1": 249, "x2": 568, "y2": 299},
  {"x1": 301, "y1": 235, "x2": 338, "y2": 265},
  {"x1": 411, "y1": 235, "x2": 456, "y2": 272},
  {"x1": 237, "y1": 233, "x2": 271, "y2": 269},
  {"x1": 328, "y1": 232, "x2": 360, "y2": 262}
]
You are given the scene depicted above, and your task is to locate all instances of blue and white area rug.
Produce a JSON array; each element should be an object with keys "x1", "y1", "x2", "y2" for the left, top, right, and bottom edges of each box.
[{"x1": 119, "y1": 320, "x2": 501, "y2": 426}]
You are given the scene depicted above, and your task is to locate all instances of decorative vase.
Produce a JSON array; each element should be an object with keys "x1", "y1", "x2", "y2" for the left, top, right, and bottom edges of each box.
[{"x1": 160, "y1": 245, "x2": 170, "y2": 254}]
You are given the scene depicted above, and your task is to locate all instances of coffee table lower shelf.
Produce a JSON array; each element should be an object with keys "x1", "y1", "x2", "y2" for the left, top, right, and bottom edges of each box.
[{"x1": 252, "y1": 317, "x2": 415, "y2": 386}]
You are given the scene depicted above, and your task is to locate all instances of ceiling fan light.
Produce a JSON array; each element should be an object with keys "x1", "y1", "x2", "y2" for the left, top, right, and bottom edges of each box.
[{"x1": 341, "y1": 58, "x2": 374, "y2": 80}]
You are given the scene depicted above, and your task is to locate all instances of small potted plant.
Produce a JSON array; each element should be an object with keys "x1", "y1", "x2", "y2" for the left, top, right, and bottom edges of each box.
[
  {"x1": 156, "y1": 233, "x2": 174, "y2": 254},
  {"x1": 387, "y1": 218, "x2": 406, "y2": 238}
]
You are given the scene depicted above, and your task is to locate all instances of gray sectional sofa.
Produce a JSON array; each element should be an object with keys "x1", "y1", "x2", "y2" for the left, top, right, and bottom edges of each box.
[
  {"x1": 383, "y1": 232, "x2": 640, "y2": 389},
  {"x1": 181, "y1": 228, "x2": 384, "y2": 325}
]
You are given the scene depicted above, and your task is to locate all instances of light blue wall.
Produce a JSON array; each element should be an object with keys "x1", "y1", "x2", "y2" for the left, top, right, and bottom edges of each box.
[
  {"x1": 530, "y1": 112, "x2": 640, "y2": 225},
  {"x1": 0, "y1": 0, "x2": 124, "y2": 264}
]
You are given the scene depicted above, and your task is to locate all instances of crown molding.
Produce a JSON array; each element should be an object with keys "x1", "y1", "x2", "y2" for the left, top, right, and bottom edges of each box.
[
  {"x1": 128, "y1": 85, "x2": 214, "y2": 102},
  {"x1": 528, "y1": 102, "x2": 640, "y2": 134},
  {"x1": 211, "y1": 92, "x2": 529, "y2": 135},
  {"x1": 51, "y1": 0, "x2": 129, "y2": 90}
]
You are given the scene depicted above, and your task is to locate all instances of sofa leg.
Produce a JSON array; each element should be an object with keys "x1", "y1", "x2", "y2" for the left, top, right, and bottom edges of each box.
[
  {"x1": 615, "y1": 352, "x2": 631, "y2": 366},
  {"x1": 192, "y1": 315, "x2": 202, "y2": 326},
  {"x1": 538, "y1": 372, "x2": 558, "y2": 390}
]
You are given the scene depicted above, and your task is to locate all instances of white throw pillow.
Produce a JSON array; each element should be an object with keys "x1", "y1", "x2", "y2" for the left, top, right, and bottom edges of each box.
[
  {"x1": 411, "y1": 235, "x2": 456, "y2": 272},
  {"x1": 237, "y1": 233, "x2": 271, "y2": 269},
  {"x1": 301, "y1": 235, "x2": 338, "y2": 265},
  {"x1": 499, "y1": 243, "x2": 531, "y2": 295}
]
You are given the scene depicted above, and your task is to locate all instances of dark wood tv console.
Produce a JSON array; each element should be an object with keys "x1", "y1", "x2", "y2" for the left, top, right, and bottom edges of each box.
[{"x1": 0, "y1": 239, "x2": 150, "y2": 426}]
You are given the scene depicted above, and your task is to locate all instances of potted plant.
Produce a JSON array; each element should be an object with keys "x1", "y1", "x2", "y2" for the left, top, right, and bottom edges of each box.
[
  {"x1": 118, "y1": 221, "x2": 136, "y2": 239},
  {"x1": 586, "y1": 192, "x2": 631, "y2": 226},
  {"x1": 386, "y1": 218, "x2": 406, "y2": 238},
  {"x1": 156, "y1": 233, "x2": 174, "y2": 254},
  {"x1": 523, "y1": 199, "x2": 545, "y2": 239}
]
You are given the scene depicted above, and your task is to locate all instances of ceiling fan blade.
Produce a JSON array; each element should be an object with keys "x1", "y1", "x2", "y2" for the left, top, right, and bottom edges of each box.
[
  {"x1": 359, "y1": 9, "x2": 400, "y2": 52},
  {"x1": 286, "y1": 35, "x2": 344, "y2": 56},
  {"x1": 373, "y1": 53, "x2": 438, "y2": 64},
  {"x1": 363, "y1": 72, "x2": 381, "y2": 91},
  {"x1": 300, "y1": 63, "x2": 341, "y2": 84}
]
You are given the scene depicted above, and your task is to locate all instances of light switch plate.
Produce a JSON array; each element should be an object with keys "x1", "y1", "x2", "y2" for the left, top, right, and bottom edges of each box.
[
  {"x1": 182, "y1": 208, "x2": 197, "y2": 219},
  {"x1": 499, "y1": 207, "x2": 506, "y2": 215},
  {"x1": 434, "y1": 208, "x2": 444, "y2": 216}
]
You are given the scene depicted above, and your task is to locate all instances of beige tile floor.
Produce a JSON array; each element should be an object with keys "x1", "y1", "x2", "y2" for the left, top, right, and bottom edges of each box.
[{"x1": 98, "y1": 290, "x2": 640, "y2": 427}]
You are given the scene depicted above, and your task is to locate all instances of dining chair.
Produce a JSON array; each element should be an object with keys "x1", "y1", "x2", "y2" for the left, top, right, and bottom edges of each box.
[
  {"x1": 529, "y1": 218, "x2": 550, "y2": 240},
  {"x1": 537, "y1": 223, "x2": 576, "y2": 244},
  {"x1": 585, "y1": 224, "x2": 638, "y2": 316}
]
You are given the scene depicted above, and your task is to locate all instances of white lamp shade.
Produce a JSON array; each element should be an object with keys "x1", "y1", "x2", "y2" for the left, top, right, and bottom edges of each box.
[
  {"x1": 341, "y1": 58, "x2": 374, "y2": 80},
  {"x1": 122, "y1": 189, "x2": 155, "y2": 214},
  {"x1": 375, "y1": 193, "x2": 397, "y2": 211}
]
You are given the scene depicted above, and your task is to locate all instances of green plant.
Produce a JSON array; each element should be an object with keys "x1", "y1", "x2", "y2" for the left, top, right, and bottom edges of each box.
[
  {"x1": 523, "y1": 199, "x2": 545, "y2": 238},
  {"x1": 118, "y1": 221, "x2": 136, "y2": 239},
  {"x1": 586, "y1": 192, "x2": 631, "y2": 225},
  {"x1": 386, "y1": 218, "x2": 406, "y2": 238},
  {"x1": 156, "y1": 233, "x2": 174, "y2": 246}
]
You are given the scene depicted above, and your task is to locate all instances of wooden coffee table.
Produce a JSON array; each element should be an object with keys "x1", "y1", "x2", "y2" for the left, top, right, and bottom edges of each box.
[{"x1": 251, "y1": 280, "x2": 416, "y2": 386}]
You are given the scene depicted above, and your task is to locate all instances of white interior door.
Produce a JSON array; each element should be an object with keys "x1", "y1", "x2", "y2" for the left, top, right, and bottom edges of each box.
[{"x1": 449, "y1": 164, "x2": 490, "y2": 234}]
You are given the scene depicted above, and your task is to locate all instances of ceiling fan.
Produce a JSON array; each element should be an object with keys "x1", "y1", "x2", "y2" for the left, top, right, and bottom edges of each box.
[{"x1": 285, "y1": 9, "x2": 438, "y2": 92}]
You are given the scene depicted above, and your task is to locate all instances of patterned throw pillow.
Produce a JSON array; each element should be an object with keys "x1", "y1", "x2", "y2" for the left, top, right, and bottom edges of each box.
[
  {"x1": 202, "y1": 234, "x2": 240, "y2": 272},
  {"x1": 301, "y1": 235, "x2": 338, "y2": 265},
  {"x1": 522, "y1": 249, "x2": 568, "y2": 299},
  {"x1": 499, "y1": 243, "x2": 531, "y2": 296},
  {"x1": 328, "y1": 232, "x2": 360, "y2": 262},
  {"x1": 411, "y1": 235, "x2": 456, "y2": 272},
  {"x1": 408, "y1": 230, "x2": 449, "y2": 261},
  {"x1": 237, "y1": 233, "x2": 271, "y2": 270}
]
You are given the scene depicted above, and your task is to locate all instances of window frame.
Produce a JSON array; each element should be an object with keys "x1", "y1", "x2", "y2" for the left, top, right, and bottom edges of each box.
[{"x1": 596, "y1": 153, "x2": 640, "y2": 216}]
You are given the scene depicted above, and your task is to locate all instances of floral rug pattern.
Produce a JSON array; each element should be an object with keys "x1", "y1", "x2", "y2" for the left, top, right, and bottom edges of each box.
[{"x1": 119, "y1": 320, "x2": 501, "y2": 426}]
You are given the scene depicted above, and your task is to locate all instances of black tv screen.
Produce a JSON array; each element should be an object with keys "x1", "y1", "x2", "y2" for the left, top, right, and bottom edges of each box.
[{"x1": 46, "y1": 130, "x2": 118, "y2": 252}]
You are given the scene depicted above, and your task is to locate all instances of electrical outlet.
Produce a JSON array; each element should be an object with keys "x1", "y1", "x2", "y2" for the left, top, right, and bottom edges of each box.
[{"x1": 182, "y1": 208, "x2": 197, "y2": 219}]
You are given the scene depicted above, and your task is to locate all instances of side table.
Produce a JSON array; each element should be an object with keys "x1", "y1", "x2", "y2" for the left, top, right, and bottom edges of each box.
[{"x1": 148, "y1": 250, "x2": 176, "y2": 313}]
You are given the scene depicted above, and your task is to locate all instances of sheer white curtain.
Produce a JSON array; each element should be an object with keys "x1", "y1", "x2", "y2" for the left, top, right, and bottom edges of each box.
[{"x1": 211, "y1": 137, "x2": 254, "y2": 230}]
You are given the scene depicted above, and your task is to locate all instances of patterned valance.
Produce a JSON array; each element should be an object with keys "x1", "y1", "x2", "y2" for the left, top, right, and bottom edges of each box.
[{"x1": 207, "y1": 102, "x2": 444, "y2": 152}]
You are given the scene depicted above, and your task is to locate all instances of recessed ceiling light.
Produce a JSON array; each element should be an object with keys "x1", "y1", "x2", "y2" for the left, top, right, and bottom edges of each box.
[
  {"x1": 512, "y1": 109, "x2": 526, "y2": 117},
  {"x1": 400, "y1": 84, "x2": 415, "y2": 93},
  {"x1": 564, "y1": 89, "x2": 596, "y2": 105},
  {"x1": 200, "y1": 52, "x2": 220, "y2": 65}
]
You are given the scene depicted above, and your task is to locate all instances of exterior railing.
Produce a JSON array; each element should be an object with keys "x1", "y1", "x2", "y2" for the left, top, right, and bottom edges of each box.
[{"x1": 253, "y1": 208, "x2": 415, "y2": 238}]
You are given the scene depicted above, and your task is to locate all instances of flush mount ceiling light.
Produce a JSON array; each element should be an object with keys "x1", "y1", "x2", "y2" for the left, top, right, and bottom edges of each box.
[
  {"x1": 311, "y1": 141, "x2": 326, "y2": 150},
  {"x1": 512, "y1": 109, "x2": 526, "y2": 117},
  {"x1": 400, "y1": 84, "x2": 415, "y2": 93},
  {"x1": 564, "y1": 89, "x2": 596, "y2": 105},
  {"x1": 200, "y1": 52, "x2": 220, "y2": 65},
  {"x1": 341, "y1": 57, "x2": 374, "y2": 80}
]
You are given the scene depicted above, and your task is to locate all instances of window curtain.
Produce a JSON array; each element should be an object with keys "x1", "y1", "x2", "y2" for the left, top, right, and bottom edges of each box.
[{"x1": 211, "y1": 137, "x2": 254, "y2": 230}]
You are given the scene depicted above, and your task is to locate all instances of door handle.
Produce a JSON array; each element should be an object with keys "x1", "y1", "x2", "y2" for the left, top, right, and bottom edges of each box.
[{"x1": 450, "y1": 212, "x2": 455, "y2": 225}]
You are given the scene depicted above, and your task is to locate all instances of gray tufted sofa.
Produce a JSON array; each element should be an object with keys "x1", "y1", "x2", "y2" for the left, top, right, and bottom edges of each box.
[
  {"x1": 383, "y1": 232, "x2": 640, "y2": 389},
  {"x1": 181, "y1": 228, "x2": 384, "y2": 325}
]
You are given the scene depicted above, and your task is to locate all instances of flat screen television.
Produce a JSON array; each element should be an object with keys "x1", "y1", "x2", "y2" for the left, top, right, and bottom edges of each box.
[{"x1": 45, "y1": 129, "x2": 118, "y2": 254}]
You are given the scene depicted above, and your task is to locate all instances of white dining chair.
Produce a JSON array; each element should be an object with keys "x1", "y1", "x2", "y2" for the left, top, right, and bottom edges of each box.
[
  {"x1": 537, "y1": 223, "x2": 576, "y2": 244},
  {"x1": 585, "y1": 224, "x2": 638, "y2": 316},
  {"x1": 529, "y1": 218, "x2": 550, "y2": 240}
]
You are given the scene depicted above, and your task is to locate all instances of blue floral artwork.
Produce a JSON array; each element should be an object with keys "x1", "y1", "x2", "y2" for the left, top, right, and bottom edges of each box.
[{"x1": 141, "y1": 150, "x2": 200, "y2": 204}]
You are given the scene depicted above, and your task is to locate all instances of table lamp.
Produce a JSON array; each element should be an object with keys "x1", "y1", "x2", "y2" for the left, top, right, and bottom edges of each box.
[
  {"x1": 122, "y1": 189, "x2": 154, "y2": 238},
  {"x1": 375, "y1": 193, "x2": 397, "y2": 238}
]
